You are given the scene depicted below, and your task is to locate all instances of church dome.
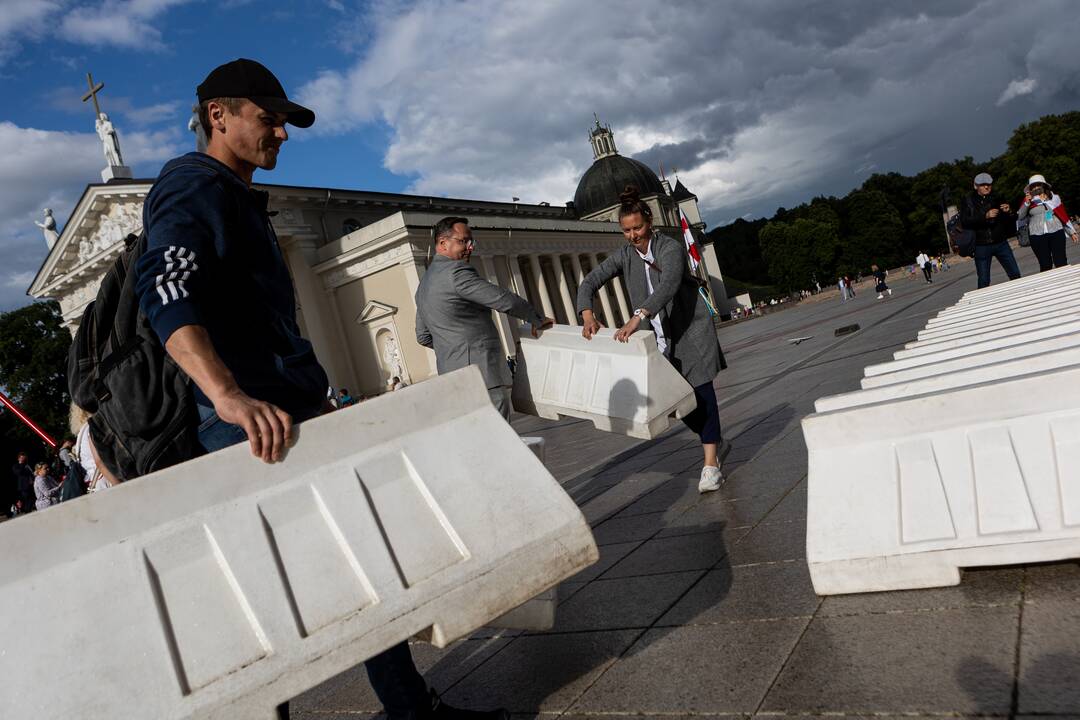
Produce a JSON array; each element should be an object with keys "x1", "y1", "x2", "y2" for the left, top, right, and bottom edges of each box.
[
  {"x1": 574, "y1": 119, "x2": 664, "y2": 218},
  {"x1": 574, "y1": 154, "x2": 664, "y2": 218}
]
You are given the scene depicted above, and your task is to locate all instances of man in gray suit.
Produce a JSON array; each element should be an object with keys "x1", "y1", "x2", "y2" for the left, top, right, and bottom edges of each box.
[{"x1": 415, "y1": 216, "x2": 552, "y2": 419}]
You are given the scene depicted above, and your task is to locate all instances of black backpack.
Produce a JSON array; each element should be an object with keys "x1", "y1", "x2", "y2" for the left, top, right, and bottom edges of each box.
[
  {"x1": 948, "y1": 199, "x2": 976, "y2": 258},
  {"x1": 67, "y1": 231, "x2": 205, "y2": 482}
]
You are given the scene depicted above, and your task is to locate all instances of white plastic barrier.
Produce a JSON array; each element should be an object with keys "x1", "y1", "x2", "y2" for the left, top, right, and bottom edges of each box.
[
  {"x1": 514, "y1": 324, "x2": 696, "y2": 439},
  {"x1": 0, "y1": 368, "x2": 597, "y2": 719},
  {"x1": 487, "y1": 436, "x2": 557, "y2": 631},
  {"x1": 898, "y1": 312, "x2": 1080, "y2": 357},
  {"x1": 803, "y1": 269, "x2": 1080, "y2": 596}
]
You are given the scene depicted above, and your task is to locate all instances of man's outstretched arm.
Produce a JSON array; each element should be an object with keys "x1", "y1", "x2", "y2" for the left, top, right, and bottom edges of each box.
[{"x1": 165, "y1": 325, "x2": 292, "y2": 463}]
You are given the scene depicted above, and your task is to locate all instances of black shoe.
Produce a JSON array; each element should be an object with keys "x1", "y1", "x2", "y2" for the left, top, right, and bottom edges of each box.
[{"x1": 429, "y1": 690, "x2": 509, "y2": 720}]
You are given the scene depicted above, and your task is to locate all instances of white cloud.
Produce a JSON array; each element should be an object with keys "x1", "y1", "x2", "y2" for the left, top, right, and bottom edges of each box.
[
  {"x1": 59, "y1": 0, "x2": 192, "y2": 50},
  {"x1": 0, "y1": 121, "x2": 184, "y2": 311},
  {"x1": 0, "y1": 0, "x2": 62, "y2": 62},
  {"x1": 298, "y1": 0, "x2": 1079, "y2": 224},
  {"x1": 997, "y1": 77, "x2": 1038, "y2": 105}
]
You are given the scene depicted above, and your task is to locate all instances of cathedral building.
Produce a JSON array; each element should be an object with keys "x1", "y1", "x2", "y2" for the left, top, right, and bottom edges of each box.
[{"x1": 28, "y1": 120, "x2": 732, "y2": 397}]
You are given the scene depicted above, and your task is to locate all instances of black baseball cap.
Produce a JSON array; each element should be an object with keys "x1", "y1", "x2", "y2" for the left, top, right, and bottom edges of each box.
[{"x1": 197, "y1": 58, "x2": 315, "y2": 128}]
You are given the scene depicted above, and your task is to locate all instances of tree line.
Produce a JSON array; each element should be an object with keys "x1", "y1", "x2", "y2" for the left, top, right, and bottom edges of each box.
[{"x1": 709, "y1": 111, "x2": 1080, "y2": 294}]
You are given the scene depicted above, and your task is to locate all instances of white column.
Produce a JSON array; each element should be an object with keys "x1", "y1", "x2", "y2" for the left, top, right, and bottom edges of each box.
[
  {"x1": 481, "y1": 255, "x2": 517, "y2": 359},
  {"x1": 507, "y1": 254, "x2": 527, "y2": 297},
  {"x1": 549, "y1": 254, "x2": 578, "y2": 326},
  {"x1": 528, "y1": 253, "x2": 556, "y2": 320},
  {"x1": 587, "y1": 253, "x2": 618, "y2": 327},
  {"x1": 402, "y1": 254, "x2": 438, "y2": 377},
  {"x1": 283, "y1": 238, "x2": 351, "y2": 390},
  {"x1": 324, "y1": 285, "x2": 362, "y2": 391},
  {"x1": 702, "y1": 243, "x2": 729, "y2": 314},
  {"x1": 612, "y1": 274, "x2": 632, "y2": 320}
]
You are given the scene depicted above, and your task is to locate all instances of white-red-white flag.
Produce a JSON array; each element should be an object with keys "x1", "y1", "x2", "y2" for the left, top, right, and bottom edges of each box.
[{"x1": 680, "y1": 208, "x2": 701, "y2": 271}]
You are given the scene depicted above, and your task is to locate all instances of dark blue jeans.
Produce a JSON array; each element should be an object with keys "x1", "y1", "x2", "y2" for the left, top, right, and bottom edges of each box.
[
  {"x1": 196, "y1": 406, "x2": 429, "y2": 719},
  {"x1": 680, "y1": 381, "x2": 722, "y2": 445},
  {"x1": 974, "y1": 241, "x2": 1022, "y2": 289}
]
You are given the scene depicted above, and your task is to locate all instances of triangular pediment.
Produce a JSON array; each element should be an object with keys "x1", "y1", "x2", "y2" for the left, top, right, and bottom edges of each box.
[
  {"x1": 355, "y1": 300, "x2": 397, "y2": 325},
  {"x1": 28, "y1": 182, "x2": 152, "y2": 298}
]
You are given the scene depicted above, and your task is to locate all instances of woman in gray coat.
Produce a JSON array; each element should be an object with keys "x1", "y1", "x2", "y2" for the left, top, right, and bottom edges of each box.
[{"x1": 576, "y1": 186, "x2": 729, "y2": 493}]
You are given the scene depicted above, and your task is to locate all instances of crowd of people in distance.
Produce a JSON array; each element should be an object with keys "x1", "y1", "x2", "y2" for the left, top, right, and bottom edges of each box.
[{"x1": 6, "y1": 413, "x2": 112, "y2": 518}]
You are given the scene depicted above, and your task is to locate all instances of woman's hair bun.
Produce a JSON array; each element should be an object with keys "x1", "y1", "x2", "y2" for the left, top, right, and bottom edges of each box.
[{"x1": 619, "y1": 184, "x2": 641, "y2": 206}]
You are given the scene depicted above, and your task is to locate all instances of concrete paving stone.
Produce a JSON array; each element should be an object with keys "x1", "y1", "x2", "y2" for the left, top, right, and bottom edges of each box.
[
  {"x1": 658, "y1": 560, "x2": 819, "y2": 626},
  {"x1": 762, "y1": 486, "x2": 807, "y2": 523},
  {"x1": 569, "y1": 619, "x2": 809, "y2": 713},
  {"x1": 1017, "y1": 599, "x2": 1080, "y2": 714},
  {"x1": 762, "y1": 606, "x2": 1018, "y2": 714},
  {"x1": 443, "y1": 630, "x2": 642, "y2": 714},
  {"x1": 602, "y1": 529, "x2": 732, "y2": 579},
  {"x1": 642, "y1": 448, "x2": 705, "y2": 474},
  {"x1": 726, "y1": 520, "x2": 806, "y2": 566},
  {"x1": 657, "y1": 492, "x2": 783, "y2": 532},
  {"x1": 579, "y1": 473, "x2": 671, "y2": 524},
  {"x1": 720, "y1": 471, "x2": 802, "y2": 503},
  {"x1": 556, "y1": 581, "x2": 588, "y2": 604},
  {"x1": 543, "y1": 570, "x2": 703, "y2": 632},
  {"x1": 818, "y1": 568, "x2": 1023, "y2": 617},
  {"x1": 293, "y1": 636, "x2": 513, "y2": 714},
  {"x1": 612, "y1": 474, "x2": 702, "y2": 518},
  {"x1": 565, "y1": 540, "x2": 643, "y2": 583},
  {"x1": 1024, "y1": 561, "x2": 1080, "y2": 604},
  {"x1": 592, "y1": 511, "x2": 668, "y2": 545}
]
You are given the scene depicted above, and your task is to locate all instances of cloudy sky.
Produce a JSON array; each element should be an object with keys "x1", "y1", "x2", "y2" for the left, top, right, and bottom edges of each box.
[{"x1": 2, "y1": 0, "x2": 1078, "y2": 311}]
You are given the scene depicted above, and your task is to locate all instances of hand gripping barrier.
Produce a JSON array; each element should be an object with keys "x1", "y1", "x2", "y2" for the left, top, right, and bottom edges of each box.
[
  {"x1": 513, "y1": 324, "x2": 697, "y2": 439},
  {"x1": 0, "y1": 367, "x2": 597, "y2": 719},
  {"x1": 802, "y1": 270, "x2": 1080, "y2": 596}
]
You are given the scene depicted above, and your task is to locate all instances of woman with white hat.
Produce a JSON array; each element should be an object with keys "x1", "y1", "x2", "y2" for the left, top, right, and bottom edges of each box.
[{"x1": 1019, "y1": 174, "x2": 1078, "y2": 271}]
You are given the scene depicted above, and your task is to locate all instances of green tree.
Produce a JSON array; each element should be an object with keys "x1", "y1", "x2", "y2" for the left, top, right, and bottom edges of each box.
[
  {"x1": 840, "y1": 189, "x2": 905, "y2": 272},
  {"x1": 0, "y1": 301, "x2": 71, "y2": 460},
  {"x1": 759, "y1": 217, "x2": 840, "y2": 291}
]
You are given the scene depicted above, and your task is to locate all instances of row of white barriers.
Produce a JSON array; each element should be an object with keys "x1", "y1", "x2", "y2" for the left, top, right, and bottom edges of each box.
[
  {"x1": 1, "y1": 368, "x2": 597, "y2": 719},
  {"x1": 802, "y1": 266, "x2": 1080, "y2": 595},
  {"x1": 514, "y1": 325, "x2": 697, "y2": 439}
]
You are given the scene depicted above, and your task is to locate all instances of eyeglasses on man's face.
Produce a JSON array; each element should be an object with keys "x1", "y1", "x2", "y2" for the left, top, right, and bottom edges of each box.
[{"x1": 448, "y1": 235, "x2": 475, "y2": 247}]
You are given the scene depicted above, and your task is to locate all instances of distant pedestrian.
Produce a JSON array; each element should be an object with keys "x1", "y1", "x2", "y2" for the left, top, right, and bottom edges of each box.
[
  {"x1": 837, "y1": 278, "x2": 848, "y2": 303},
  {"x1": 915, "y1": 251, "x2": 933, "y2": 283},
  {"x1": 844, "y1": 274, "x2": 856, "y2": 297},
  {"x1": 11, "y1": 452, "x2": 34, "y2": 515},
  {"x1": 337, "y1": 388, "x2": 355, "y2": 407},
  {"x1": 960, "y1": 172, "x2": 1021, "y2": 289},
  {"x1": 1019, "y1": 174, "x2": 1078, "y2": 272},
  {"x1": 871, "y1": 265, "x2": 892, "y2": 299},
  {"x1": 33, "y1": 463, "x2": 62, "y2": 511}
]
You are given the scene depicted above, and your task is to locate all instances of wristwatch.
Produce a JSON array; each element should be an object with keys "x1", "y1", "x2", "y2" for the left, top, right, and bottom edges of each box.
[{"x1": 633, "y1": 308, "x2": 649, "y2": 321}]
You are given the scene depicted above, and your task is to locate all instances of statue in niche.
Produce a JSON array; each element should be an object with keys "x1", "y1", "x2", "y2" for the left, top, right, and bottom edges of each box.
[
  {"x1": 378, "y1": 330, "x2": 405, "y2": 383},
  {"x1": 96, "y1": 112, "x2": 124, "y2": 167},
  {"x1": 34, "y1": 208, "x2": 60, "y2": 250}
]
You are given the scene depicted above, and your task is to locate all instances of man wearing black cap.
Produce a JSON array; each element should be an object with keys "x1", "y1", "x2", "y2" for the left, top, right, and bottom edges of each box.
[{"x1": 134, "y1": 59, "x2": 507, "y2": 720}]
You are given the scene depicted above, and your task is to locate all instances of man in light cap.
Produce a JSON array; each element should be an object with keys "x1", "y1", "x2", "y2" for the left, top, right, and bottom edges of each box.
[
  {"x1": 135, "y1": 59, "x2": 508, "y2": 720},
  {"x1": 959, "y1": 172, "x2": 1021, "y2": 288}
]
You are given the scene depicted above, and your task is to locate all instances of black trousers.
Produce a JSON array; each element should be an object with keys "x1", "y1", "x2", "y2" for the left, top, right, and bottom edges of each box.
[
  {"x1": 1030, "y1": 229, "x2": 1068, "y2": 272},
  {"x1": 922, "y1": 263, "x2": 933, "y2": 282}
]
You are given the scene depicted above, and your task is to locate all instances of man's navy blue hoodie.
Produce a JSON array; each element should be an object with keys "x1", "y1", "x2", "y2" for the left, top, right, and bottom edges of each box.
[{"x1": 134, "y1": 152, "x2": 327, "y2": 422}]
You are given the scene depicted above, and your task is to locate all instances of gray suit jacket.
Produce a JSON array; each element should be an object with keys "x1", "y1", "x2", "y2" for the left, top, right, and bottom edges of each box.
[
  {"x1": 575, "y1": 232, "x2": 723, "y2": 388},
  {"x1": 416, "y1": 254, "x2": 544, "y2": 389}
]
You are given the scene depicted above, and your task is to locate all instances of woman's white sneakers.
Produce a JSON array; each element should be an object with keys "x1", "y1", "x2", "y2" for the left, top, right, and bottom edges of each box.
[
  {"x1": 698, "y1": 438, "x2": 733, "y2": 493},
  {"x1": 698, "y1": 465, "x2": 724, "y2": 493}
]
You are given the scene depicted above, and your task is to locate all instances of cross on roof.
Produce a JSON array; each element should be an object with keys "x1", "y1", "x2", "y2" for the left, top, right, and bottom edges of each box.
[{"x1": 81, "y1": 72, "x2": 105, "y2": 116}]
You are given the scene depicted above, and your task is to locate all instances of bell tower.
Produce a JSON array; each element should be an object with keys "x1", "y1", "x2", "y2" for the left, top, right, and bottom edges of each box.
[{"x1": 589, "y1": 115, "x2": 618, "y2": 160}]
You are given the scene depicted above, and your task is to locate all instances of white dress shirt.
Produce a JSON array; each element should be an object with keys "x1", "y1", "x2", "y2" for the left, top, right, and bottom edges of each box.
[{"x1": 635, "y1": 240, "x2": 668, "y2": 354}]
